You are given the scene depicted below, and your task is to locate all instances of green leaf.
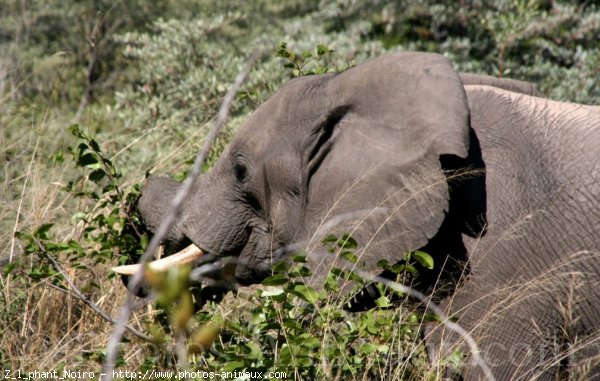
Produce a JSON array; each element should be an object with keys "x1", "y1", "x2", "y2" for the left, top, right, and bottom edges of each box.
[
  {"x1": 68, "y1": 124, "x2": 84, "y2": 139},
  {"x1": 271, "y1": 260, "x2": 289, "y2": 273},
  {"x1": 88, "y1": 169, "x2": 106, "y2": 183},
  {"x1": 71, "y1": 212, "x2": 87, "y2": 221},
  {"x1": 321, "y1": 234, "x2": 338, "y2": 244},
  {"x1": 77, "y1": 153, "x2": 98, "y2": 167},
  {"x1": 279, "y1": 345, "x2": 292, "y2": 363},
  {"x1": 291, "y1": 252, "x2": 307, "y2": 263},
  {"x1": 222, "y1": 361, "x2": 244, "y2": 372},
  {"x1": 375, "y1": 296, "x2": 392, "y2": 308},
  {"x1": 53, "y1": 151, "x2": 64, "y2": 164},
  {"x1": 447, "y1": 348, "x2": 466, "y2": 370},
  {"x1": 34, "y1": 223, "x2": 54, "y2": 239},
  {"x1": 295, "y1": 356, "x2": 313, "y2": 367},
  {"x1": 14, "y1": 230, "x2": 33, "y2": 241},
  {"x1": 45, "y1": 242, "x2": 70, "y2": 251},
  {"x1": 394, "y1": 264, "x2": 417, "y2": 274},
  {"x1": 413, "y1": 250, "x2": 434, "y2": 270},
  {"x1": 299, "y1": 335, "x2": 320, "y2": 349},
  {"x1": 376, "y1": 259, "x2": 390, "y2": 269},
  {"x1": 292, "y1": 284, "x2": 321, "y2": 304},
  {"x1": 288, "y1": 265, "x2": 312, "y2": 277},
  {"x1": 360, "y1": 343, "x2": 376, "y2": 354},
  {"x1": 260, "y1": 288, "x2": 286, "y2": 302},
  {"x1": 261, "y1": 288, "x2": 284, "y2": 298},
  {"x1": 338, "y1": 234, "x2": 357, "y2": 249},
  {"x1": 275, "y1": 42, "x2": 290, "y2": 57},
  {"x1": 324, "y1": 271, "x2": 340, "y2": 292},
  {"x1": 88, "y1": 139, "x2": 100, "y2": 152},
  {"x1": 245, "y1": 341, "x2": 262, "y2": 361},
  {"x1": 3, "y1": 262, "x2": 16, "y2": 276},
  {"x1": 340, "y1": 250, "x2": 358, "y2": 263},
  {"x1": 261, "y1": 274, "x2": 288, "y2": 286},
  {"x1": 376, "y1": 344, "x2": 389, "y2": 354}
]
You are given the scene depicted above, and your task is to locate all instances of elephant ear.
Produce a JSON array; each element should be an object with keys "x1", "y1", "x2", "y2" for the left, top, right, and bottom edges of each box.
[{"x1": 302, "y1": 52, "x2": 486, "y2": 271}]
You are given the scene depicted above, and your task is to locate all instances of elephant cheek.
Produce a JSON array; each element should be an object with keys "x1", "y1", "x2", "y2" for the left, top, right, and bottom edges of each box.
[{"x1": 233, "y1": 231, "x2": 272, "y2": 285}]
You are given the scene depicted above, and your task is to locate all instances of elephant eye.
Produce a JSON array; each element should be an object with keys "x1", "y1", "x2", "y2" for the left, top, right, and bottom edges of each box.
[{"x1": 233, "y1": 161, "x2": 249, "y2": 183}]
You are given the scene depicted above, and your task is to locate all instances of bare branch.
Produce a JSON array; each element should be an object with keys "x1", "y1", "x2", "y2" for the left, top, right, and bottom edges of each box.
[
  {"x1": 73, "y1": 4, "x2": 120, "y2": 122},
  {"x1": 102, "y1": 52, "x2": 262, "y2": 380},
  {"x1": 35, "y1": 240, "x2": 152, "y2": 342}
]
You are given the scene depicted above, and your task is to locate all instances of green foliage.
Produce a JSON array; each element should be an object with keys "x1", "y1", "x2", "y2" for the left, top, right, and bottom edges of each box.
[
  {"x1": 406, "y1": 250, "x2": 435, "y2": 271},
  {"x1": 15, "y1": 125, "x2": 145, "y2": 283},
  {"x1": 361, "y1": 0, "x2": 600, "y2": 104},
  {"x1": 0, "y1": 0, "x2": 204, "y2": 111},
  {"x1": 276, "y1": 41, "x2": 337, "y2": 77},
  {"x1": 191, "y1": 236, "x2": 430, "y2": 380}
]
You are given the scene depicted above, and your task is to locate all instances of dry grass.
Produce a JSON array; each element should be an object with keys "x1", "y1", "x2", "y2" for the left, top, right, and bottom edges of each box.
[
  {"x1": 3, "y1": 114, "x2": 598, "y2": 381},
  {"x1": 425, "y1": 247, "x2": 600, "y2": 381},
  {"x1": 2, "y1": 79, "x2": 598, "y2": 381},
  {"x1": 0, "y1": 75, "x2": 242, "y2": 376},
  {"x1": 0, "y1": 99, "x2": 188, "y2": 372}
]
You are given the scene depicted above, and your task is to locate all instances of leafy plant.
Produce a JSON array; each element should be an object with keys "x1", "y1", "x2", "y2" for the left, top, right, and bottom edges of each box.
[
  {"x1": 14, "y1": 124, "x2": 145, "y2": 299},
  {"x1": 276, "y1": 41, "x2": 337, "y2": 77},
  {"x1": 188, "y1": 234, "x2": 433, "y2": 380}
]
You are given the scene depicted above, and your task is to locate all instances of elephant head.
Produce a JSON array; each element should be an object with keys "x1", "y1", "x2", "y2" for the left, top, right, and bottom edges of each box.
[{"x1": 135, "y1": 52, "x2": 487, "y2": 289}]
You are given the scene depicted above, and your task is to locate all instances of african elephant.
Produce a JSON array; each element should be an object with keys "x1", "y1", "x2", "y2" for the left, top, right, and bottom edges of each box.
[
  {"x1": 132, "y1": 53, "x2": 600, "y2": 380},
  {"x1": 429, "y1": 85, "x2": 600, "y2": 380}
]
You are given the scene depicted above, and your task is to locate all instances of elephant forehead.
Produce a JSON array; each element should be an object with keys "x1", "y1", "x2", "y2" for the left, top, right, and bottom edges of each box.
[
  {"x1": 234, "y1": 104, "x2": 321, "y2": 154},
  {"x1": 233, "y1": 115, "x2": 304, "y2": 158},
  {"x1": 236, "y1": 74, "x2": 332, "y2": 141}
]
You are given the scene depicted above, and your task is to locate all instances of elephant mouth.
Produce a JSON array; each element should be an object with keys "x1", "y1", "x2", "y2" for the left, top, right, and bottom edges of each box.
[{"x1": 111, "y1": 225, "x2": 267, "y2": 279}]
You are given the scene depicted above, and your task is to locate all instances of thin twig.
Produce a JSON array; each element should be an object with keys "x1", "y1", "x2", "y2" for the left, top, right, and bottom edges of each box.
[
  {"x1": 73, "y1": 3, "x2": 119, "y2": 122},
  {"x1": 186, "y1": 236, "x2": 494, "y2": 380},
  {"x1": 175, "y1": 331, "x2": 190, "y2": 379},
  {"x1": 35, "y1": 240, "x2": 152, "y2": 342},
  {"x1": 10, "y1": 137, "x2": 39, "y2": 263},
  {"x1": 351, "y1": 269, "x2": 496, "y2": 381},
  {"x1": 102, "y1": 53, "x2": 261, "y2": 380}
]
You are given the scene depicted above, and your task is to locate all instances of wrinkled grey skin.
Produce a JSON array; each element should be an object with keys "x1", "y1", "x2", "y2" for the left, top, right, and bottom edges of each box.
[
  {"x1": 137, "y1": 53, "x2": 599, "y2": 380},
  {"x1": 429, "y1": 86, "x2": 600, "y2": 381},
  {"x1": 458, "y1": 72, "x2": 543, "y2": 97}
]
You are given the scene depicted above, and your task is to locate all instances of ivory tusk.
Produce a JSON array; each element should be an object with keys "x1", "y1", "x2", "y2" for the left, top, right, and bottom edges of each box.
[{"x1": 111, "y1": 244, "x2": 204, "y2": 275}]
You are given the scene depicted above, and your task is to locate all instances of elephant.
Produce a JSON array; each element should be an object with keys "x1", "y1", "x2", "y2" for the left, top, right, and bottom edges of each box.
[
  {"x1": 132, "y1": 52, "x2": 600, "y2": 380},
  {"x1": 428, "y1": 84, "x2": 600, "y2": 380}
]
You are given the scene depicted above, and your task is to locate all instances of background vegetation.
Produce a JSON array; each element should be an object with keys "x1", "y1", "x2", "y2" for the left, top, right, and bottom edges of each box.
[{"x1": 1, "y1": 0, "x2": 599, "y2": 379}]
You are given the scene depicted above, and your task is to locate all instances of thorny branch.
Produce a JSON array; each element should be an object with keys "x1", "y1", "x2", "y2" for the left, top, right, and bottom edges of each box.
[
  {"x1": 35, "y1": 240, "x2": 152, "y2": 342},
  {"x1": 102, "y1": 52, "x2": 262, "y2": 380}
]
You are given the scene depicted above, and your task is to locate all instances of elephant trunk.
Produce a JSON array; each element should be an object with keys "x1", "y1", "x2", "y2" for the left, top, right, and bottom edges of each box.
[{"x1": 129, "y1": 169, "x2": 257, "y2": 280}]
